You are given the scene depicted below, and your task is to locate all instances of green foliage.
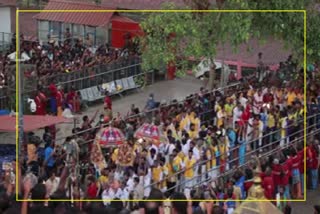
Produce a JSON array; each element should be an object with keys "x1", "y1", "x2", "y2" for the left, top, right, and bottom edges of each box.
[{"x1": 139, "y1": 0, "x2": 315, "y2": 75}]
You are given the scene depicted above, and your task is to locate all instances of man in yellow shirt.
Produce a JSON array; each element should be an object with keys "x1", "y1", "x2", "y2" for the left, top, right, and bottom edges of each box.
[
  {"x1": 224, "y1": 98, "x2": 235, "y2": 127},
  {"x1": 152, "y1": 160, "x2": 163, "y2": 189},
  {"x1": 287, "y1": 89, "x2": 297, "y2": 106},
  {"x1": 267, "y1": 110, "x2": 276, "y2": 148},
  {"x1": 184, "y1": 150, "x2": 197, "y2": 189},
  {"x1": 188, "y1": 123, "x2": 199, "y2": 140},
  {"x1": 159, "y1": 157, "x2": 169, "y2": 192}
]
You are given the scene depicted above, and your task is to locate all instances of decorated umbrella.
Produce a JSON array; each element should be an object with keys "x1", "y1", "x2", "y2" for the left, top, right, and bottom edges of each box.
[
  {"x1": 134, "y1": 123, "x2": 168, "y2": 146},
  {"x1": 95, "y1": 127, "x2": 125, "y2": 147},
  {"x1": 233, "y1": 176, "x2": 282, "y2": 214}
]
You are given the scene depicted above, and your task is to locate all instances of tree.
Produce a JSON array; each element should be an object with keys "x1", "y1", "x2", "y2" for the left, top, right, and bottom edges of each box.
[{"x1": 139, "y1": 0, "x2": 315, "y2": 88}]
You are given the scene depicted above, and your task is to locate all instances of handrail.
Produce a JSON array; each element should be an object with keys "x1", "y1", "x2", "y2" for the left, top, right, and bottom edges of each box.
[
  {"x1": 144, "y1": 112, "x2": 315, "y2": 189},
  {"x1": 164, "y1": 127, "x2": 318, "y2": 193},
  {"x1": 51, "y1": 81, "x2": 242, "y2": 143}
]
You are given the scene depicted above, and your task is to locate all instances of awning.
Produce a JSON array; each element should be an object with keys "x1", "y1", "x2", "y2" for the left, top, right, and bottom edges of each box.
[
  {"x1": 0, "y1": 115, "x2": 71, "y2": 132},
  {"x1": 33, "y1": 0, "x2": 115, "y2": 27}
]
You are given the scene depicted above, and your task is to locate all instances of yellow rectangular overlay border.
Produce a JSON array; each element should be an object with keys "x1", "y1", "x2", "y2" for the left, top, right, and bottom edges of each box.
[{"x1": 15, "y1": 9, "x2": 307, "y2": 202}]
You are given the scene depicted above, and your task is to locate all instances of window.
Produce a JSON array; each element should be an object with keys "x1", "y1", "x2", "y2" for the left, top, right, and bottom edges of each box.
[
  {"x1": 50, "y1": 21, "x2": 61, "y2": 40},
  {"x1": 38, "y1": 21, "x2": 49, "y2": 42},
  {"x1": 96, "y1": 27, "x2": 106, "y2": 46},
  {"x1": 72, "y1": 24, "x2": 84, "y2": 39},
  {"x1": 62, "y1": 23, "x2": 72, "y2": 39}
]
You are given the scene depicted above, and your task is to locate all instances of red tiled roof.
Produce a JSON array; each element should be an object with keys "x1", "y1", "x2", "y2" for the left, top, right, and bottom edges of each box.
[
  {"x1": 111, "y1": 15, "x2": 138, "y2": 23},
  {"x1": 101, "y1": 0, "x2": 186, "y2": 10},
  {"x1": 0, "y1": 0, "x2": 16, "y2": 7},
  {"x1": 34, "y1": 0, "x2": 116, "y2": 27}
]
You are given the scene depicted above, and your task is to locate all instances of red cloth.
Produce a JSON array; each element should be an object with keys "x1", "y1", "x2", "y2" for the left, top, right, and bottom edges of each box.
[
  {"x1": 262, "y1": 176, "x2": 274, "y2": 199},
  {"x1": 263, "y1": 93, "x2": 274, "y2": 103},
  {"x1": 67, "y1": 91, "x2": 76, "y2": 103},
  {"x1": 87, "y1": 183, "x2": 98, "y2": 198},
  {"x1": 280, "y1": 162, "x2": 290, "y2": 186},
  {"x1": 272, "y1": 164, "x2": 282, "y2": 187},
  {"x1": 259, "y1": 172, "x2": 266, "y2": 181},
  {"x1": 104, "y1": 96, "x2": 112, "y2": 110},
  {"x1": 298, "y1": 149, "x2": 305, "y2": 173},
  {"x1": 244, "y1": 180, "x2": 254, "y2": 193},
  {"x1": 307, "y1": 146, "x2": 313, "y2": 169},
  {"x1": 56, "y1": 90, "x2": 64, "y2": 107},
  {"x1": 291, "y1": 155, "x2": 301, "y2": 170},
  {"x1": 35, "y1": 92, "x2": 47, "y2": 115},
  {"x1": 49, "y1": 83, "x2": 57, "y2": 96},
  {"x1": 310, "y1": 146, "x2": 319, "y2": 170},
  {"x1": 285, "y1": 158, "x2": 293, "y2": 177}
]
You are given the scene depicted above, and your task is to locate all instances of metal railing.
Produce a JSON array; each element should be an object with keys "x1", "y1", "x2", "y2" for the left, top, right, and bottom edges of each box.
[
  {"x1": 0, "y1": 57, "x2": 146, "y2": 110},
  {"x1": 145, "y1": 112, "x2": 315, "y2": 192},
  {"x1": 165, "y1": 127, "x2": 317, "y2": 194}
]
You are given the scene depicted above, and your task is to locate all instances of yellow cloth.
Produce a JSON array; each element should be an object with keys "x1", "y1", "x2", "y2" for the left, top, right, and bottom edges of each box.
[
  {"x1": 166, "y1": 162, "x2": 177, "y2": 182},
  {"x1": 267, "y1": 114, "x2": 275, "y2": 128},
  {"x1": 211, "y1": 145, "x2": 218, "y2": 167},
  {"x1": 217, "y1": 110, "x2": 225, "y2": 128},
  {"x1": 161, "y1": 165, "x2": 168, "y2": 188},
  {"x1": 111, "y1": 148, "x2": 119, "y2": 162},
  {"x1": 225, "y1": 104, "x2": 234, "y2": 117},
  {"x1": 152, "y1": 166, "x2": 162, "y2": 183},
  {"x1": 184, "y1": 157, "x2": 196, "y2": 178},
  {"x1": 188, "y1": 130, "x2": 198, "y2": 140},
  {"x1": 219, "y1": 143, "x2": 226, "y2": 161},
  {"x1": 178, "y1": 151, "x2": 185, "y2": 160},
  {"x1": 280, "y1": 117, "x2": 286, "y2": 137},
  {"x1": 99, "y1": 175, "x2": 108, "y2": 184},
  {"x1": 247, "y1": 89, "x2": 254, "y2": 97},
  {"x1": 179, "y1": 116, "x2": 190, "y2": 131},
  {"x1": 191, "y1": 117, "x2": 201, "y2": 133},
  {"x1": 287, "y1": 92, "x2": 296, "y2": 106},
  {"x1": 206, "y1": 149, "x2": 212, "y2": 170}
]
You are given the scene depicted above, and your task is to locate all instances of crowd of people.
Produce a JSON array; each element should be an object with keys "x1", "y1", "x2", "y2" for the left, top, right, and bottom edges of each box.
[
  {"x1": 0, "y1": 52, "x2": 319, "y2": 214},
  {"x1": 0, "y1": 35, "x2": 319, "y2": 214},
  {"x1": 0, "y1": 32, "x2": 139, "y2": 106}
]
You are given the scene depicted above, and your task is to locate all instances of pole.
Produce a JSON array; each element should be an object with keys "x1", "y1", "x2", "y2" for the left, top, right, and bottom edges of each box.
[{"x1": 17, "y1": 10, "x2": 24, "y2": 157}]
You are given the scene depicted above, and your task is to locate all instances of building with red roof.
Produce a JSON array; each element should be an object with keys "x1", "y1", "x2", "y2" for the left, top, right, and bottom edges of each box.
[{"x1": 33, "y1": 0, "x2": 142, "y2": 48}]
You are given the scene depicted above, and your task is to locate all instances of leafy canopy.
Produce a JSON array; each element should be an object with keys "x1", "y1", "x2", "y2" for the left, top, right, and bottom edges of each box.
[{"x1": 139, "y1": 0, "x2": 318, "y2": 73}]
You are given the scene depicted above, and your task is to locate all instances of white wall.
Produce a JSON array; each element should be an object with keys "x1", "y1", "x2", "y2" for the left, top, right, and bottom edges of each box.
[{"x1": 0, "y1": 7, "x2": 11, "y2": 34}]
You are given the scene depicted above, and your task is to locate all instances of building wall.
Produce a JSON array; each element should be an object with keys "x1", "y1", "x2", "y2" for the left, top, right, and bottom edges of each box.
[{"x1": 0, "y1": 7, "x2": 12, "y2": 34}]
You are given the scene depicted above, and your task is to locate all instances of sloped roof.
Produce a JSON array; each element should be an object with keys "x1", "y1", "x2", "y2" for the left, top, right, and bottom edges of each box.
[
  {"x1": 34, "y1": 0, "x2": 116, "y2": 27},
  {"x1": 100, "y1": 0, "x2": 186, "y2": 10},
  {"x1": 0, "y1": 0, "x2": 16, "y2": 7}
]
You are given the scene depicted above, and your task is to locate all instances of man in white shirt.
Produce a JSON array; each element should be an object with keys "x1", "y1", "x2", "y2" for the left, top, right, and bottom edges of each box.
[
  {"x1": 233, "y1": 103, "x2": 243, "y2": 129},
  {"x1": 45, "y1": 170, "x2": 60, "y2": 196},
  {"x1": 253, "y1": 89, "x2": 263, "y2": 114},
  {"x1": 182, "y1": 136, "x2": 191, "y2": 157},
  {"x1": 126, "y1": 169, "x2": 138, "y2": 193},
  {"x1": 147, "y1": 148, "x2": 157, "y2": 167}
]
